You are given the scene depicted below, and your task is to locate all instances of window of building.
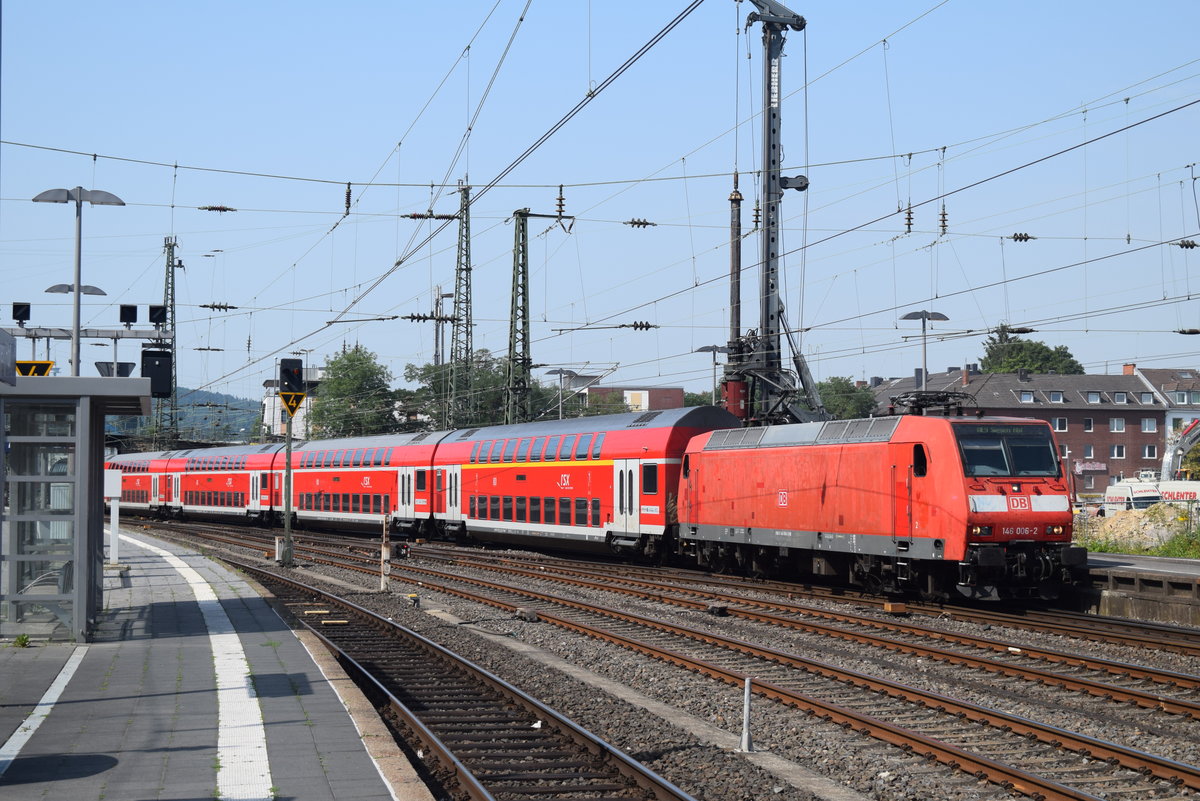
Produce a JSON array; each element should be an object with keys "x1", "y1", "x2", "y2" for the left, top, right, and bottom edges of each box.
[
  {"x1": 1143, "y1": 444, "x2": 1158, "y2": 459},
  {"x1": 1141, "y1": 418, "x2": 1157, "y2": 433},
  {"x1": 1083, "y1": 445, "x2": 1094, "y2": 459},
  {"x1": 1176, "y1": 391, "x2": 1188, "y2": 404},
  {"x1": 1110, "y1": 444, "x2": 1126, "y2": 459},
  {"x1": 1049, "y1": 391, "x2": 1064, "y2": 403},
  {"x1": 1140, "y1": 392, "x2": 1154, "y2": 404},
  {"x1": 1052, "y1": 418, "x2": 1067, "y2": 432},
  {"x1": 1019, "y1": 390, "x2": 1034, "y2": 403},
  {"x1": 1084, "y1": 475, "x2": 1095, "y2": 489},
  {"x1": 1113, "y1": 392, "x2": 1128, "y2": 404},
  {"x1": 1086, "y1": 391, "x2": 1101, "y2": 404},
  {"x1": 1059, "y1": 444, "x2": 1068, "y2": 458},
  {"x1": 1083, "y1": 418, "x2": 1093, "y2": 432},
  {"x1": 1110, "y1": 418, "x2": 1125, "y2": 432}
]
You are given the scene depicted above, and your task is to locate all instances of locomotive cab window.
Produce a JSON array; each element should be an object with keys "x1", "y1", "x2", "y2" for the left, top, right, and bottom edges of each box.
[
  {"x1": 954, "y1": 424, "x2": 1059, "y2": 477},
  {"x1": 913, "y1": 445, "x2": 928, "y2": 477}
]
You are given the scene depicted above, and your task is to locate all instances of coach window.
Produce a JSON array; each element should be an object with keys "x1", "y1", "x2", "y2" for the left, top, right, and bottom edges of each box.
[
  {"x1": 531, "y1": 437, "x2": 545, "y2": 461},
  {"x1": 591, "y1": 499, "x2": 600, "y2": 526},
  {"x1": 913, "y1": 445, "x2": 928, "y2": 477},
  {"x1": 515, "y1": 496, "x2": 527, "y2": 522},
  {"x1": 489, "y1": 441, "x2": 504, "y2": 463},
  {"x1": 574, "y1": 498, "x2": 588, "y2": 525},
  {"x1": 324, "y1": 451, "x2": 335, "y2": 467},
  {"x1": 575, "y1": 434, "x2": 592, "y2": 460},
  {"x1": 517, "y1": 439, "x2": 531, "y2": 461},
  {"x1": 416, "y1": 471, "x2": 427, "y2": 491},
  {"x1": 561, "y1": 497, "x2": 573, "y2": 524},
  {"x1": 642, "y1": 464, "x2": 658, "y2": 494},
  {"x1": 559, "y1": 436, "x2": 576, "y2": 461},
  {"x1": 342, "y1": 493, "x2": 350, "y2": 510},
  {"x1": 501, "y1": 496, "x2": 513, "y2": 520},
  {"x1": 470, "y1": 442, "x2": 481, "y2": 463},
  {"x1": 545, "y1": 436, "x2": 560, "y2": 461},
  {"x1": 489, "y1": 496, "x2": 500, "y2": 520},
  {"x1": 353, "y1": 495, "x2": 362, "y2": 513},
  {"x1": 503, "y1": 439, "x2": 518, "y2": 462},
  {"x1": 469, "y1": 496, "x2": 477, "y2": 517},
  {"x1": 530, "y1": 497, "x2": 541, "y2": 523},
  {"x1": 591, "y1": 433, "x2": 605, "y2": 458},
  {"x1": 544, "y1": 497, "x2": 556, "y2": 524}
]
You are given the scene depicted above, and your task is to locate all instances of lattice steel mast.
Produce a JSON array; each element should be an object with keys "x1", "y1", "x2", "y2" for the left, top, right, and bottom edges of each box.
[
  {"x1": 449, "y1": 182, "x2": 473, "y2": 427},
  {"x1": 156, "y1": 236, "x2": 182, "y2": 446}
]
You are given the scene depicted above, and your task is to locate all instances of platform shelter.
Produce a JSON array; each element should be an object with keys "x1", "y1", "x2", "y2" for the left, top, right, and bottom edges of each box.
[{"x1": 0, "y1": 376, "x2": 150, "y2": 641}]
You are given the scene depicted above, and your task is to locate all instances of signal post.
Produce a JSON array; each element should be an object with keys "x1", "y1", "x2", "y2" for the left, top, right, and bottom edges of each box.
[{"x1": 278, "y1": 359, "x2": 305, "y2": 567}]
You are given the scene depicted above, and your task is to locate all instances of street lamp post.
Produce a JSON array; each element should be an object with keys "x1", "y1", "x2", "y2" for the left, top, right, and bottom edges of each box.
[
  {"x1": 695, "y1": 345, "x2": 729, "y2": 405},
  {"x1": 900, "y1": 311, "x2": 948, "y2": 391},
  {"x1": 546, "y1": 369, "x2": 578, "y2": 419},
  {"x1": 33, "y1": 187, "x2": 125, "y2": 376}
]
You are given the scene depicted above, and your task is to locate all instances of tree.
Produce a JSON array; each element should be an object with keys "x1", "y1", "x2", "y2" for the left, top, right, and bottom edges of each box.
[
  {"x1": 980, "y1": 326, "x2": 1084, "y2": 374},
  {"x1": 404, "y1": 349, "x2": 558, "y2": 429},
  {"x1": 816, "y1": 376, "x2": 878, "y2": 420},
  {"x1": 683, "y1": 391, "x2": 712, "y2": 408},
  {"x1": 309, "y1": 345, "x2": 399, "y2": 437}
]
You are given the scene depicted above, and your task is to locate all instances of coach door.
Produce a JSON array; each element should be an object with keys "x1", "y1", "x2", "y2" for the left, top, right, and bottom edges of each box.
[
  {"x1": 396, "y1": 467, "x2": 417, "y2": 522},
  {"x1": 613, "y1": 459, "x2": 641, "y2": 534},
  {"x1": 438, "y1": 466, "x2": 463, "y2": 522},
  {"x1": 891, "y1": 459, "x2": 913, "y2": 543}
]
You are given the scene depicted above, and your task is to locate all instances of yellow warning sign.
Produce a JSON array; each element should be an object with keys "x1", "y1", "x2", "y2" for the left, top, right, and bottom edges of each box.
[
  {"x1": 16, "y1": 361, "x2": 54, "y2": 377},
  {"x1": 279, "y1": 391, "x2": 306, "y2": 418}
]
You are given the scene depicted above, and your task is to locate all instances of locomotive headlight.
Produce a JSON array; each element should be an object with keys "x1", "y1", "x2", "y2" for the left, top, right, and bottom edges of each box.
[
  {"x1": 970, "y1": 525, "x2": 993, "y2": 536},
  {"x1": 1047, "y1": 525, "x2": 1064, "y2": 535}
]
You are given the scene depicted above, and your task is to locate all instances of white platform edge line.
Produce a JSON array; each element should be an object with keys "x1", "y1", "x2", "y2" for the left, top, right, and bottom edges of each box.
[
  {"x1": 0, "y1": 645, "x2": 89, "y2": 778},
  {"x1": 120, "y1": 532, "x2": 273, "y2": 801}
]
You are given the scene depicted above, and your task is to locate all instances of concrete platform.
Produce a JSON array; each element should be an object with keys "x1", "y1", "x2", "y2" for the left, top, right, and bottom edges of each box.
[
  {"x1": 0, "y1": 528, "x2": 432, "y2": 801},
  {"x1": 1081, "y1": 552, "x2": 1200, "y2": 625}
]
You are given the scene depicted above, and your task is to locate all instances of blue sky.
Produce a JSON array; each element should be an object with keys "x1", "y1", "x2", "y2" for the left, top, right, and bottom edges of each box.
[{"x1": 3, "y1": 1, "x2": 1199, "y2": 404}]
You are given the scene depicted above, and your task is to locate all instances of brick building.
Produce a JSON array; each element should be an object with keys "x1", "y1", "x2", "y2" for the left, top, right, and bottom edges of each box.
[{"x1": 872, "y1": 366, "x2": 1167, "y2": 503}]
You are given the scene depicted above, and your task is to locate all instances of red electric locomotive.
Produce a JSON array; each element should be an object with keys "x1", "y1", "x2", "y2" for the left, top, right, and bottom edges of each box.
[{"x1": 676, "y1": 414, "x2": 1087, "y2": 600}]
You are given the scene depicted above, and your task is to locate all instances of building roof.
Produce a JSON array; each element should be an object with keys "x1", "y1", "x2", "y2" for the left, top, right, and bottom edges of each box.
[
  {"x1": 1137, "y1": 368, "x2": 1200, "y2": 410},
  {"x1": 872, "y1": 370, "x2": 1159, "y2": 413}
]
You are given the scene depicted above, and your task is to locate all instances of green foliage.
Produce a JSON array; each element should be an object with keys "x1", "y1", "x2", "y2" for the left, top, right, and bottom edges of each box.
[
  {"x1": 404, "y1": 349, "x2": 559, "y2": 428},
  {"x1": 11, "y1": 633, "x2": 31, "y2": 648},
  {"x1": 309, "y1": 345, "x2": 399, "y2": 437},
  {"x1": 816, "y1": 376, "x2": 879, "y2": 420},
  {"x1": 980, "y1": 326, "x2": 1084, "y2": 374},
  {"x1": 683, "y1": 390, "x2": 715, "y2": 407}
]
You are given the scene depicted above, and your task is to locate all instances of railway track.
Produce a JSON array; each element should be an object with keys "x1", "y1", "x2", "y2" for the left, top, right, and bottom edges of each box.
[
  {"x1": 384, "y1": 560, "x2": 1200, "y2": 801},
  {"x1": 132, "y1": 521, "x2": 1200, "y2": 799},
  {"x1": 227, "y1": 557, "x2": 697, "y2": 801}
]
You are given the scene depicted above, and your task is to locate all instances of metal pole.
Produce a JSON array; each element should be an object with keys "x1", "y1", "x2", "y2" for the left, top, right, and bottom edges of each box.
[
  {"x1": 110, "y1": 499, "x2": 121, "y2": 565},
  {"x1": 282, "y1": 415, "x2": 294, "y2": 566},
  {"x1": 112, "y1": 337, "x2": 119, "y2": 377},
  {"x1": 71, "y1": 189, "x2": 83, "y2": 376},
  {"x1": 380, "y1": 516, "x2": 389, "y2": 592},
  {"x1": 712, "y1": 352, "x2": 718, "y2": 405},
  {"x1": 740, "y1": 677, "x2": 753, "y2": 752},
  {"x1": 920, "y1": 316, "x2": 928, "y2": 391},
  {"x1": 558, "y1": 374, "x2": 564, "y2": 420}
]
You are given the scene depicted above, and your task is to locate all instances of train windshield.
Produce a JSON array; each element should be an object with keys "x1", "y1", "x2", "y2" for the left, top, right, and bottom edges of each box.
[{"x1": 953, "y1": 423, "x2": 1060, "y2": 477}]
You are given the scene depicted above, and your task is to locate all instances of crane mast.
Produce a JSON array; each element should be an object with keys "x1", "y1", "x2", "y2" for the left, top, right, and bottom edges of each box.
[{"x1": 726, "y1": 0, "x2": 827, "y2": 425}]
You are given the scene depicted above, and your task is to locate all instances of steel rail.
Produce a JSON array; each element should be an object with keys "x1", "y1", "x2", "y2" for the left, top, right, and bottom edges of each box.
[
  {"x1": 419, "y1": 550, "x2": 1200, "y2": 713},
  {"x1": 389, "y1": 561, "x2": 1200, "y2": 796},
  {"x1": 230, "y1": 557, "x2": 698, "y2": 801}
]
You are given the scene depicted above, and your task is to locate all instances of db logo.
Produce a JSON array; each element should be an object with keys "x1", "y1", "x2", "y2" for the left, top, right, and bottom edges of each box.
[
  {"x1": 777, "y1": 491, "x2": 789, "y2": 507},
  {"x1": 1007, "y1": 496, "x2": 1030, "y2": 511},
  {"x1": 226, "y1": 478, "x2": 233, "y2": 487}
]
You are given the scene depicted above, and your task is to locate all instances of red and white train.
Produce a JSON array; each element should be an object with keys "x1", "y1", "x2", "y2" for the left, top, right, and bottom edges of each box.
[{"x1": 107, "y1": 407, "x2": 1087, "y2": 600}]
